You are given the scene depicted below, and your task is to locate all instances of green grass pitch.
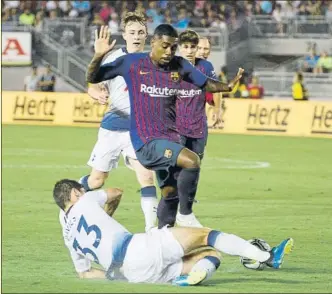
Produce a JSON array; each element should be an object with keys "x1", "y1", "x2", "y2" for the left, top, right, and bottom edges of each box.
[{"x1": 2, "y1": 125, "x2": 332, "y2": 293}]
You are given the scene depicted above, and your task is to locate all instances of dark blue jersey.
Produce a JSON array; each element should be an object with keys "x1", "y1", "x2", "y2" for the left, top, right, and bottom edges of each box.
[
  {"x1": 176, "y1": 58, "x2": 217, "y2": 138},
  {"x1": 94, "y1": 53, "x2": 209, "y2": 150}
]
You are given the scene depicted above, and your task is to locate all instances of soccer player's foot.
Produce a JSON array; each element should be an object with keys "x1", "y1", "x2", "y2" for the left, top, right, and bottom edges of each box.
[
  {"x1": 266, "y1": 238, "x2": 294, "y2": 269},
  {"x1": 176, "y1": 213, "x2": 203, "y2": 228},
  {"x1": 172, "y1": 271, "x2": 207, "y2": 286}
]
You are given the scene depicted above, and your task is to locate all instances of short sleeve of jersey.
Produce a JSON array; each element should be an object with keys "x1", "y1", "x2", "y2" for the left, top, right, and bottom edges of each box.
[
  {"x1": 83, "y1": 190, "x2": 108, "y2": 208},
  {"x1": 203, "y1": 60, "x2": 218, "y2": 80},
  {"x1": 180, "y1": 58, "x2": 208, "y2": 88},
  {"x1": 94, "y1": 55, "x2": 130, "y2": 83}
]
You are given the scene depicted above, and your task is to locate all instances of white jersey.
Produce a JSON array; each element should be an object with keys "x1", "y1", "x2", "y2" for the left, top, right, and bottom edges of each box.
[
  {"x1": 102, "y1": 48, "x2": 130, "y2": 116},
  {"x1": 59, "y1": 190, "x2": 130, "y2": 273}
]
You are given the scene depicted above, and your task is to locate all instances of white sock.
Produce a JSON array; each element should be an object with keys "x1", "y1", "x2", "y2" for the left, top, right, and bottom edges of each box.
[
  {"x1": 210, "y1": 233, "x2": 270, "y2": 262},
  {"x1": 141, "y1": 197, "x2": 158, "y2": 231},
  {"x1": 190, "y1": 256, "x2": 220, "y2": 282}
]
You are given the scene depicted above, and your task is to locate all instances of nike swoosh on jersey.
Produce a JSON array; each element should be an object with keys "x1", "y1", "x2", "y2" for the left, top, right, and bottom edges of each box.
[{"x1": 139, "y1": 71, "x2": 150, "y2": 75}]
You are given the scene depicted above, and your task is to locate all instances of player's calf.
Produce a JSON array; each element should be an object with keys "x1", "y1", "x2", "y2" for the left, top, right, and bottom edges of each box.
[
  {"x1": 157, "y1": 186, "x2": 179, "y2": 228},
  {"x1": 176, "y1": 149, "x2": 201, "y2": 223},
  {"x1": 170, "y1": 227, "x2": 293, "y2": 268},
  {"x1": 129, "y1": 157, "x2": 158, "y2": 231}
]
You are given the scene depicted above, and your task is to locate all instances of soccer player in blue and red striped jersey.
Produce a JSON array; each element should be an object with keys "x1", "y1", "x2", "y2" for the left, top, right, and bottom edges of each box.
[
  {"x1": 86, "y1": 24, "x2": 243, "y2": 228},
  {"x1": 175, "y1": 30, "x2": 220, "y2": 228}
]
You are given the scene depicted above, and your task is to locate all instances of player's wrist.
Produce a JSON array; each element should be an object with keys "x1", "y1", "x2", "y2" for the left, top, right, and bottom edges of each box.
[{"x1": 93, "y1": 52, "x2": 106, "y2": 59}]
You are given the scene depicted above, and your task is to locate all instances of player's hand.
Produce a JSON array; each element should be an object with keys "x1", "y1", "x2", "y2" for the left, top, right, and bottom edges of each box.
[
  {"x1": 98, "y1": 83, "x2": 109, "y2": 105},
  {"x1": 94, "y1": 25, "x2": 116, "y2": 57},
  {"x1": 88, "y1": 84, "x2": 109, "y2": 105},
  {"x1": 228, "y1": 68, "x2": 244, "y2": 90}
]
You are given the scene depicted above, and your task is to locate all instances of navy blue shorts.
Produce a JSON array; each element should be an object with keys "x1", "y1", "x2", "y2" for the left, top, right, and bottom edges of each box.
[
  {"x1": 136, "y1": 139, "x2": 184, "y2": 188},
  {"x1": 180, "y1": 134, "x2": 207, "y2": 160}
]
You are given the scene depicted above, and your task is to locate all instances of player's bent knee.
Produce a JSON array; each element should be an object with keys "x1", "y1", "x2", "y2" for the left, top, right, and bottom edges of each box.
[
  {"x1": 184, "y1": 152, "x2": 201, "y2": 169},
  {"x1": 89, "y1": 170, "x2": 108, "y2": 189},
  {"x1": 189, "y1": 153, "x2": 201, "y2": 169},
  {"x1": 161, "y1": 186, "x2": 177, "y2": 198}
]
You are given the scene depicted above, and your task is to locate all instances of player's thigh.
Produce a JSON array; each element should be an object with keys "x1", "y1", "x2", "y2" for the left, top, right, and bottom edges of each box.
[
  {"x1": 135, "y1": 139, "x2": 185, "y2": 171},
  {"x1": 121, "y1": 131, "x2": 138, "y2": 170},
  {"x1": 181, "y1": 249, "x2": 221, "y2": 275},
  {"x1": 168, "y1": 227, "x2": 212, "y2": 255},
  {"x1": 127, "y1": 157, "x2": 155, "y2": 187},
  {"x1": 87, "y1": 128, "x2": 123, "y2": 172},
  {"x1": 122, "y1": 228, "x2": 184, "y2": 283}
]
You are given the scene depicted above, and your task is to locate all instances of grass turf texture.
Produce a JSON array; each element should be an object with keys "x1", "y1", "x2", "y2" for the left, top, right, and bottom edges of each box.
[{"x1": 2, "y1": 125, "x2": 332, "y2": 293}]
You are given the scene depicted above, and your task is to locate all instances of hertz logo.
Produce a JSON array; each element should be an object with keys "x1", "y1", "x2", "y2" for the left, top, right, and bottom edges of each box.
[
  {"x1": 13, "y1": 95, "x2": 55, "y2": 122},
  {"x1": 246, "y1": 104, "x2": 290, "y2": 132},
  {"x1": 311, "y1": 106, "x2": 332, "y2": 135},
  {"x1": 72, "y1": 97, "x2": 108, "y2": 124}
]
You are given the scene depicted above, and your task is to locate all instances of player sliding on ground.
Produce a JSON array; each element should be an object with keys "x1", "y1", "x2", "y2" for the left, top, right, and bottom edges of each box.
[
  {"x1": 54, "y1": 179, "x2": 294, "y2": 285},
  {"x1": 79, "y1": 12, "x2": 158, "y2": 232},
  {"x1": 86, "y1": 24, "x2": 244, "y2": 229},
  {"x1": 175, "y1": 30, "x2": 221, "y2": 227}
]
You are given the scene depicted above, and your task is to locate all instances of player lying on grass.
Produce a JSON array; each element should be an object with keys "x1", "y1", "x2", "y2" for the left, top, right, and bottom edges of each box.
[
  {"x1": 175, "y1": 30, "x2": 221, "y2": 228},
  {"x1": 54, "y1": 179, "x2": 294, "y2": 286},
  {"x1": 86, "y1": 24, "x2": 244, "y2": 229},
  {"x1": 80, "y1": 12, "x2": 158, "y2": 232}
]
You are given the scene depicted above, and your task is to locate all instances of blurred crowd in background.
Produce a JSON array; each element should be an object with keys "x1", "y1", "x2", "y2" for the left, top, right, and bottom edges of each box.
[
  {"x1": 2, "y1": 0, "x2": 332, "y2": 101},
  {"x1": 2, "y1": 0, "x2": 332, "y2": 33}
]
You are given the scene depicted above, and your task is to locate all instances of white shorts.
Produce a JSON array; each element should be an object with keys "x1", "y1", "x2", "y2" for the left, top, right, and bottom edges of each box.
[
  {"x1": 121, "y1": 227, "x2": 184, "y2": 284},
  {"x1": 87, "y1": 128, "x2": 136, "y2": 172}
]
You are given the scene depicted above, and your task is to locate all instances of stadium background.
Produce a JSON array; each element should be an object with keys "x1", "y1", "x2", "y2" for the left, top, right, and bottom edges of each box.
[{"x1": 2, "y1": 0, "x2": 332, "y2": 293}]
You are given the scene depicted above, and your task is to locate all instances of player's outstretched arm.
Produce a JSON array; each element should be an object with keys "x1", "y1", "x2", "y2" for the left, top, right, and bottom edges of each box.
[
  {"x1": 86, "y1": 25, "x2": 116, "y2": 84},
  {"x1": 78, "y1": 268, "x2": 106, "y2": 279},
  {"x1": 204, "y1": 68, "x2": 244, "y2": 93},
  {"x1": 103, "y1": 188, "x2": 123, "y2": 217}
]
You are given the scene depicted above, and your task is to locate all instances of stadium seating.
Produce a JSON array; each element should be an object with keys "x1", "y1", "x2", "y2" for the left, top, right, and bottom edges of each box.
[{"x1": 2, "y1": 0, "x2": 332, "y2": 98}]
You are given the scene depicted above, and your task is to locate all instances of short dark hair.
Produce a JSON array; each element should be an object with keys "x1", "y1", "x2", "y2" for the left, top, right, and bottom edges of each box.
[
  {"x1": 179, "y1": 30, "x2": 199, "y2": 45},
  {"x1": 153, "y1": 24, "x2": 178, "y2": 39},
  {"x1": 53, "y1": 179, "x2": 83, "y2": 210}
]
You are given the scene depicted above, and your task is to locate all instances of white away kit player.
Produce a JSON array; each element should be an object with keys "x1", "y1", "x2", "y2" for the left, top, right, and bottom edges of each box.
[{"x1": 54, "y1": 179, "x2": 294, "y2": 286}]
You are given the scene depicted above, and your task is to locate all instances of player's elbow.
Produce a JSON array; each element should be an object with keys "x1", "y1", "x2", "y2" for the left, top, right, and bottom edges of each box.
[{"x1": 106, "y1": 188, "x2": 123, "y2": 201}]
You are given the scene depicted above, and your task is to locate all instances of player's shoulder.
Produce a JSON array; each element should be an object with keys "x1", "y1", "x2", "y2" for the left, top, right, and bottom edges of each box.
[
  {"x1": 196, "y1": 58, "x2": 213, "y2": 69},
  {"x1": 59, "y1": 209, "x2": 66, "y2": 226},
  {"x1": 102, "y1": 48, "x2": 127, "y2": 64},
  {"x1": 127, "y1": 52, "x2": 149, "y2": 61}
]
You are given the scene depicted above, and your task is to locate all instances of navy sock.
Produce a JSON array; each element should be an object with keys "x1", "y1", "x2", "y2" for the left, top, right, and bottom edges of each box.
[
  {"x1": 207, "y1": 230, "x2": 222, "y2": 247},
  {"x1": 140, "y1": 186, "x2": 157, "y2": 198},
  {"x1": 80, "y1": 175, "x2": 93, "y2": 192},
  {"x1": 205, "y1": 256, "x2": 221, "y2": 269},
  {"x1": 178, "y1": 168, "x2": 200, "y2": 215},
  {"x1": 157, "y1": 195, "x2": 179, "y2": 229}
]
